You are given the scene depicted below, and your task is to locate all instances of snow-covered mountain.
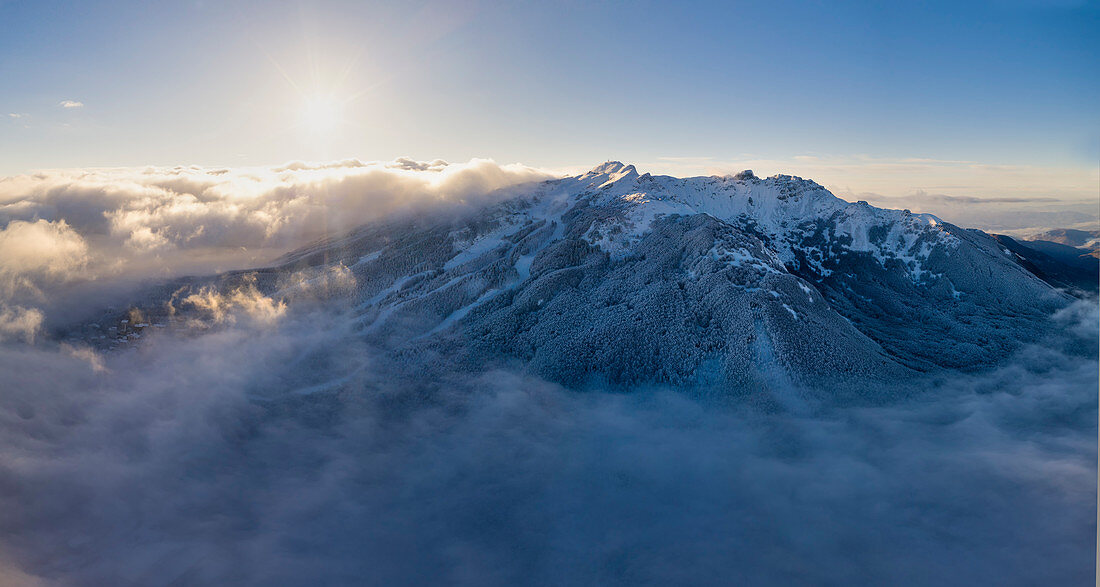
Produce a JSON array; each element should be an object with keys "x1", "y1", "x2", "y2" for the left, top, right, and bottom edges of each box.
[{"x1": 68, "y1": 162, "x2": 1072, "y2": 398}]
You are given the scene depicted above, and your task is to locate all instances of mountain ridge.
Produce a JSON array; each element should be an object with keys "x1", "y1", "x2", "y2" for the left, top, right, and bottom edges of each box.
[{"x1": 61, "y1": 162, "x2": 1075, "y2": 401}]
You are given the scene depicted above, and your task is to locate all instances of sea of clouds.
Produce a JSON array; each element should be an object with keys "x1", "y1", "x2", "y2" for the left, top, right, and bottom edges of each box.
[{"x1": 0, "y1": 159, "x2": 1095, "y2": 585}]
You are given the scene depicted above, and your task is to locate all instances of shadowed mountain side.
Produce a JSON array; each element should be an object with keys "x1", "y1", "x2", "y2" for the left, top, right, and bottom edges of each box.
[{"x1": 993, "y1": 235, "x2": 1099, "y2": 296}]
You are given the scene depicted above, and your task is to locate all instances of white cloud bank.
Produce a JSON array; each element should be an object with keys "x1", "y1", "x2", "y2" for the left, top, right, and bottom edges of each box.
[{"x1": 0, "y1": 157, "x2": 550, "y2": 287}]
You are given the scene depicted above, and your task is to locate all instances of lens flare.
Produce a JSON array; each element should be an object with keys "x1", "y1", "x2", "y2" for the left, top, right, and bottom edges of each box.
[{"x1": 300, "y1": 95, "x2": 341, "y2": 134}]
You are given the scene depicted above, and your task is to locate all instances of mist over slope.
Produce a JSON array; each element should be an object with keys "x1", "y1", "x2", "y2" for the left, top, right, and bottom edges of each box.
[{"x1": 0, "y1": 159, "x2": 1095, "y2": 585}]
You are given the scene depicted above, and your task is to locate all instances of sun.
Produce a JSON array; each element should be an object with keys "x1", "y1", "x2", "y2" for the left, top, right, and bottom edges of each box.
[{"x1": 300, "y1": 95, "x2": 342, "y2": 134}]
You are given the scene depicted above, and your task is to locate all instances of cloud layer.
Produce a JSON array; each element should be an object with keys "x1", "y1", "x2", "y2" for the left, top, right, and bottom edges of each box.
[
  {"x1": 0, "y1": 157, "x2": 549, "y2": 273},
  {"x1": 0, "y1": 295, "x2": 1094, "y2": 585}
]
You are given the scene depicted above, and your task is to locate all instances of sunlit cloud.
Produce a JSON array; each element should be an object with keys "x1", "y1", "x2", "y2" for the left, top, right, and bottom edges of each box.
[
  {"x1": 0, "y1": 158, "x2": 553, "y2": 293},
  {"x1": 58, "y1": 100, "x2": 84, "y2": 109},
  {"x1": 0, "y1": 219, "x2": 89, "y2": 299},
  {"x1": 0, "y1": 303, "x2": 44, "y2": 343}
]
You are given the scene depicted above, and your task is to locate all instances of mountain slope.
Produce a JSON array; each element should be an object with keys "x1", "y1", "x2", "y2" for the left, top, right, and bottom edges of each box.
[{"x1": 67, "y1": 162, "x2": 1072, "y2": 398}]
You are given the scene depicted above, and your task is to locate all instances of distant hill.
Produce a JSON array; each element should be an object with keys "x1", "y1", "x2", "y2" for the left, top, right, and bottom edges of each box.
[
  {"x1": 1026, "y1": 228, "x2": 1100, "y2": 249},
  {"x1": 992, "y1": 234, "x2": 1098, "y2": 296}
]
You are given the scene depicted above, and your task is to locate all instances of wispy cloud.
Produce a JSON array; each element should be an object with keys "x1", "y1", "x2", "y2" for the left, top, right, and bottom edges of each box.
[
  {"x1": 7, "y1": 113, "x2": 25, "y2": 119},
  {"x1": 58, "y1": 100, "x2": 84, "y2": 109},
  {"x1": 646, "y1": 154, "x2": 1100, "y2": 233},
  {"x1": 643, "y1": 153, "x2": 1100, "y2": 205},
  {"x1": 873, "y1": 192, "x2": 1058, "y2": 206},
  {"x1": 839, "y1": 188, "x2": 1098, "y2": 233}
]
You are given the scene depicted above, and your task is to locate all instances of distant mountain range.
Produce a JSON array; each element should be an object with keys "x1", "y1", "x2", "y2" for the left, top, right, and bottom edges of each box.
[
  {"x1": 1023, "y1": 228, "x2": 1100, "y2": 251},
  {"x1": 63, "y1": 163, "x2": 1093, "y2": 400}
]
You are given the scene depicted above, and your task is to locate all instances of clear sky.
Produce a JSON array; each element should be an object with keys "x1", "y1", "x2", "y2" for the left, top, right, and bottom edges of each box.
[{"x1": 1, "y1": 0, "x2": 1097, "y2": 205}]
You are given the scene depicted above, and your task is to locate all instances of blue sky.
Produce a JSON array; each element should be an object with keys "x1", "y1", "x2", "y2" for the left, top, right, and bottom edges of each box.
[{"x1": 1, "y1": 0, "x2": 1097, "y2": 202}]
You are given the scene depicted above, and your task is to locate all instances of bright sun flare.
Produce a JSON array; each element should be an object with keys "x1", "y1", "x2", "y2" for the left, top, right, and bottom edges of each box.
[{"x1": 300, "y1": 96, "x2": 341, "y2": 134}]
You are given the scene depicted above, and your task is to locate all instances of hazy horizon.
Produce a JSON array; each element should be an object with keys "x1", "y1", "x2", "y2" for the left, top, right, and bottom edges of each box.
[{"x1": 3, "y1": 156, "x2": 1095, "y2": 242}]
